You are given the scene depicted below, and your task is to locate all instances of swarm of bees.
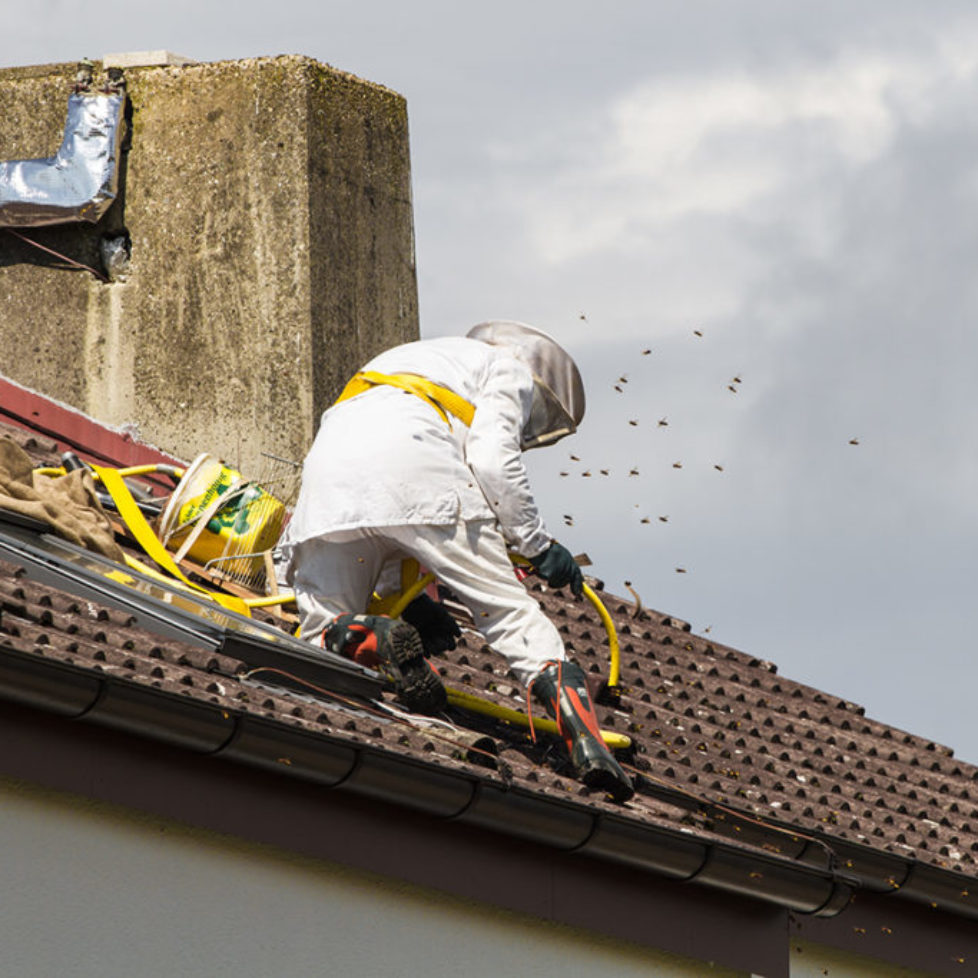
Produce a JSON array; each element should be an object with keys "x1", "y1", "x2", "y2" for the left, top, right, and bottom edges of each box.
[{"x1": 548, "y1": 324, "x2": 865, "y2": 623}]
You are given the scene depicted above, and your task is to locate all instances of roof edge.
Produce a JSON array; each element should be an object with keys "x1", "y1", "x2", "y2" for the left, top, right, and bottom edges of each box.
[{"x1": 0, "y1": 374, "x2": 184, "y2": 470}]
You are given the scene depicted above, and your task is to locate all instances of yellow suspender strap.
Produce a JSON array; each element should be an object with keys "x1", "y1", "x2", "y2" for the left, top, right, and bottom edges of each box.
[
  {"x1": 335, "y1": 371, "x2": 476, "y2": 428},
  {"x1": 93, "y1": 465, "x2": 251, "y2": 617}
]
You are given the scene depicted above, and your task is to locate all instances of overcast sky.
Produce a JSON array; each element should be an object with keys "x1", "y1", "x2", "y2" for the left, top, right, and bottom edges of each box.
[{"x1": 4, "y1": 2, "x2": 978, "y2": 763}]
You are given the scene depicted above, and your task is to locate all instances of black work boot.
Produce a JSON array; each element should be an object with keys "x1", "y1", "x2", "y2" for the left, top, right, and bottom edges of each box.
[
  {"x1": 531, "y1": 660, "x2": 634, "y2": 803},
  {"x1": 323, "y1": 613, "x2": 447, "y2": 715}
]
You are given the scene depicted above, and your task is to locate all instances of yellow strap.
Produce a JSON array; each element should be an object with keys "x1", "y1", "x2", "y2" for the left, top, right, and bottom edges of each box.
[
  {"x1": 93, "y1": 465, "x2": 250, "y2": 617},
  {"x1": 336, "y1": 371, "x2": 476, "y2": 428}
]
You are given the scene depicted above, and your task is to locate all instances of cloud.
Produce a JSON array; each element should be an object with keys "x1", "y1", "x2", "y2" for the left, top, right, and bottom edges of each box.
[{"x1": 509, "y1": 39, "x2": 978, "y2": 275}]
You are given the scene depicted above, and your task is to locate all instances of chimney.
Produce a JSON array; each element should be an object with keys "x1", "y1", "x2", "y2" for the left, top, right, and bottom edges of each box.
[{"x1": 0, "y1": 54, "x2": 419, "y2": 477}]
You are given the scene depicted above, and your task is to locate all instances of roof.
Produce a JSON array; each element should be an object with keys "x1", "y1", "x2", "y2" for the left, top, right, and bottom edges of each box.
[{"x1": 2, "y1": 406, "x2": 978, "y2": 934}]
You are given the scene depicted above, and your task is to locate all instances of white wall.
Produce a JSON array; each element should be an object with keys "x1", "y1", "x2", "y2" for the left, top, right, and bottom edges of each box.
[{"x1": 0, "y1": 776, "x2": 748, "y2": 978}]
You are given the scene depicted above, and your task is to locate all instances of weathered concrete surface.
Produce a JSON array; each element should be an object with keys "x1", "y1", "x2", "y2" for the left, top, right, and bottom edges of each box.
[{"x1": 0, "y1": 56, "x2": 419, "y2": 476}]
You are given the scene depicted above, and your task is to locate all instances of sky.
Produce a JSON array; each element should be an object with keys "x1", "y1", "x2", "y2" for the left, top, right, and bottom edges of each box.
[{"x1": 3, "y1": 1, "x2": 978, "y2": 763}]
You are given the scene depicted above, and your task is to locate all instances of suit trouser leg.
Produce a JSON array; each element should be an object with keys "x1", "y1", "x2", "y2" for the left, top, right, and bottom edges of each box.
[{"x1": 383, "y1": 520, "x2": 567, "y2": 687}]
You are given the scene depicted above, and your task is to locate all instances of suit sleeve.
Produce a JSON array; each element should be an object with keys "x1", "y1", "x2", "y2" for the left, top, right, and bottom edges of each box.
[{"x1": 463, "y1": 357, "x2": 553, "y2": 558}]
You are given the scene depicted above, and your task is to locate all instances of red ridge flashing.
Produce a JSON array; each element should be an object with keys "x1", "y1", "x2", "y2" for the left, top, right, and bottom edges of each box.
[{"x1": 0, "y1": 375, "x2": 184, "y2": 470}]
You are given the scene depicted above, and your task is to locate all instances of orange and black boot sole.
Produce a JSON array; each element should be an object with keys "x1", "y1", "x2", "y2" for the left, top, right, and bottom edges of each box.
[{"x1": 324, "y1": 613, "x2": 447, "y2": 715}]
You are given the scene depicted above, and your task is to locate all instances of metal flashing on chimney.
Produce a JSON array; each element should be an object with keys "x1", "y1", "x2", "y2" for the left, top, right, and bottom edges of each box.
[{"x1": 0, "y1": 74, "x2": 126, "y2": 228}]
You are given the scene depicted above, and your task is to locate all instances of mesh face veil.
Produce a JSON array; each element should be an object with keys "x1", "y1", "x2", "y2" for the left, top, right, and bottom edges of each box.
[{"x1": 466, "y1": 321, "x2": 586, "y2": 449}]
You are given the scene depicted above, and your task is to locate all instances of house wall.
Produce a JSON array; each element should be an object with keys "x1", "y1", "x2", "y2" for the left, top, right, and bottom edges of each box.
[
  {"x1": 0, "y1": 56, "x2": 418, "y2": 477},
  {"x1": 790, "y1": 940, "x2": 943, "y2": 978},
  {"x1": 0, "y1": 775, "x2": 747, "y2": 978}
]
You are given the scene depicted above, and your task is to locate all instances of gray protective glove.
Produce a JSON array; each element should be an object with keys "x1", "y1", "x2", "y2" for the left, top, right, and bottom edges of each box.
[{"x1": 529, "y1": 541, "x2": 584, "y2": 596}]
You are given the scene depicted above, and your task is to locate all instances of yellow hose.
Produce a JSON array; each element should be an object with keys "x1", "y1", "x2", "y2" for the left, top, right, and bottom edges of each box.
[
  {"x1": 243, "y1": 592, "x2": 297, "y2": 609},
  {"x1": 446, "y1": 685, "x2": 630, "y2": 750},
  {"x1": 34, "y1": 464, "x2": 186, "y2": 480},
  {"x1": 583, "y1": 582, "x2": 621, "y2": 688},
  {"x1": 112, "y1": 463, "x2": 185, "y2": 479},
  {"x1": 387, "y1": 571, "x2": 436, "y2": 619}
]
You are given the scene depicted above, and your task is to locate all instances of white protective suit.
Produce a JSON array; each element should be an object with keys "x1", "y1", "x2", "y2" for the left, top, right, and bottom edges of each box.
[{"x1": 283, "y1": 326, "x2": 583, "y2": 686}]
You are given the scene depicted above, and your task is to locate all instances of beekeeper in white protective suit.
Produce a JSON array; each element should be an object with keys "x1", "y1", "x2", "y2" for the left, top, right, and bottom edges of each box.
[{"x1": 281, "y1": 321, "x2": 633, "y2": 802}]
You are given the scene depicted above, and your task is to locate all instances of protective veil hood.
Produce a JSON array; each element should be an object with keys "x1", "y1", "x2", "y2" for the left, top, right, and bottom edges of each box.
[{"x1": 467, "y1": 321, "x2": 585, "y2": 449}]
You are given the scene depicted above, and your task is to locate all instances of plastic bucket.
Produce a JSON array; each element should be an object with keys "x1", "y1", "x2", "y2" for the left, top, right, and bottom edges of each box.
[{"x1": 158, "y1": 453, "x2": 285, "y2": 581}]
